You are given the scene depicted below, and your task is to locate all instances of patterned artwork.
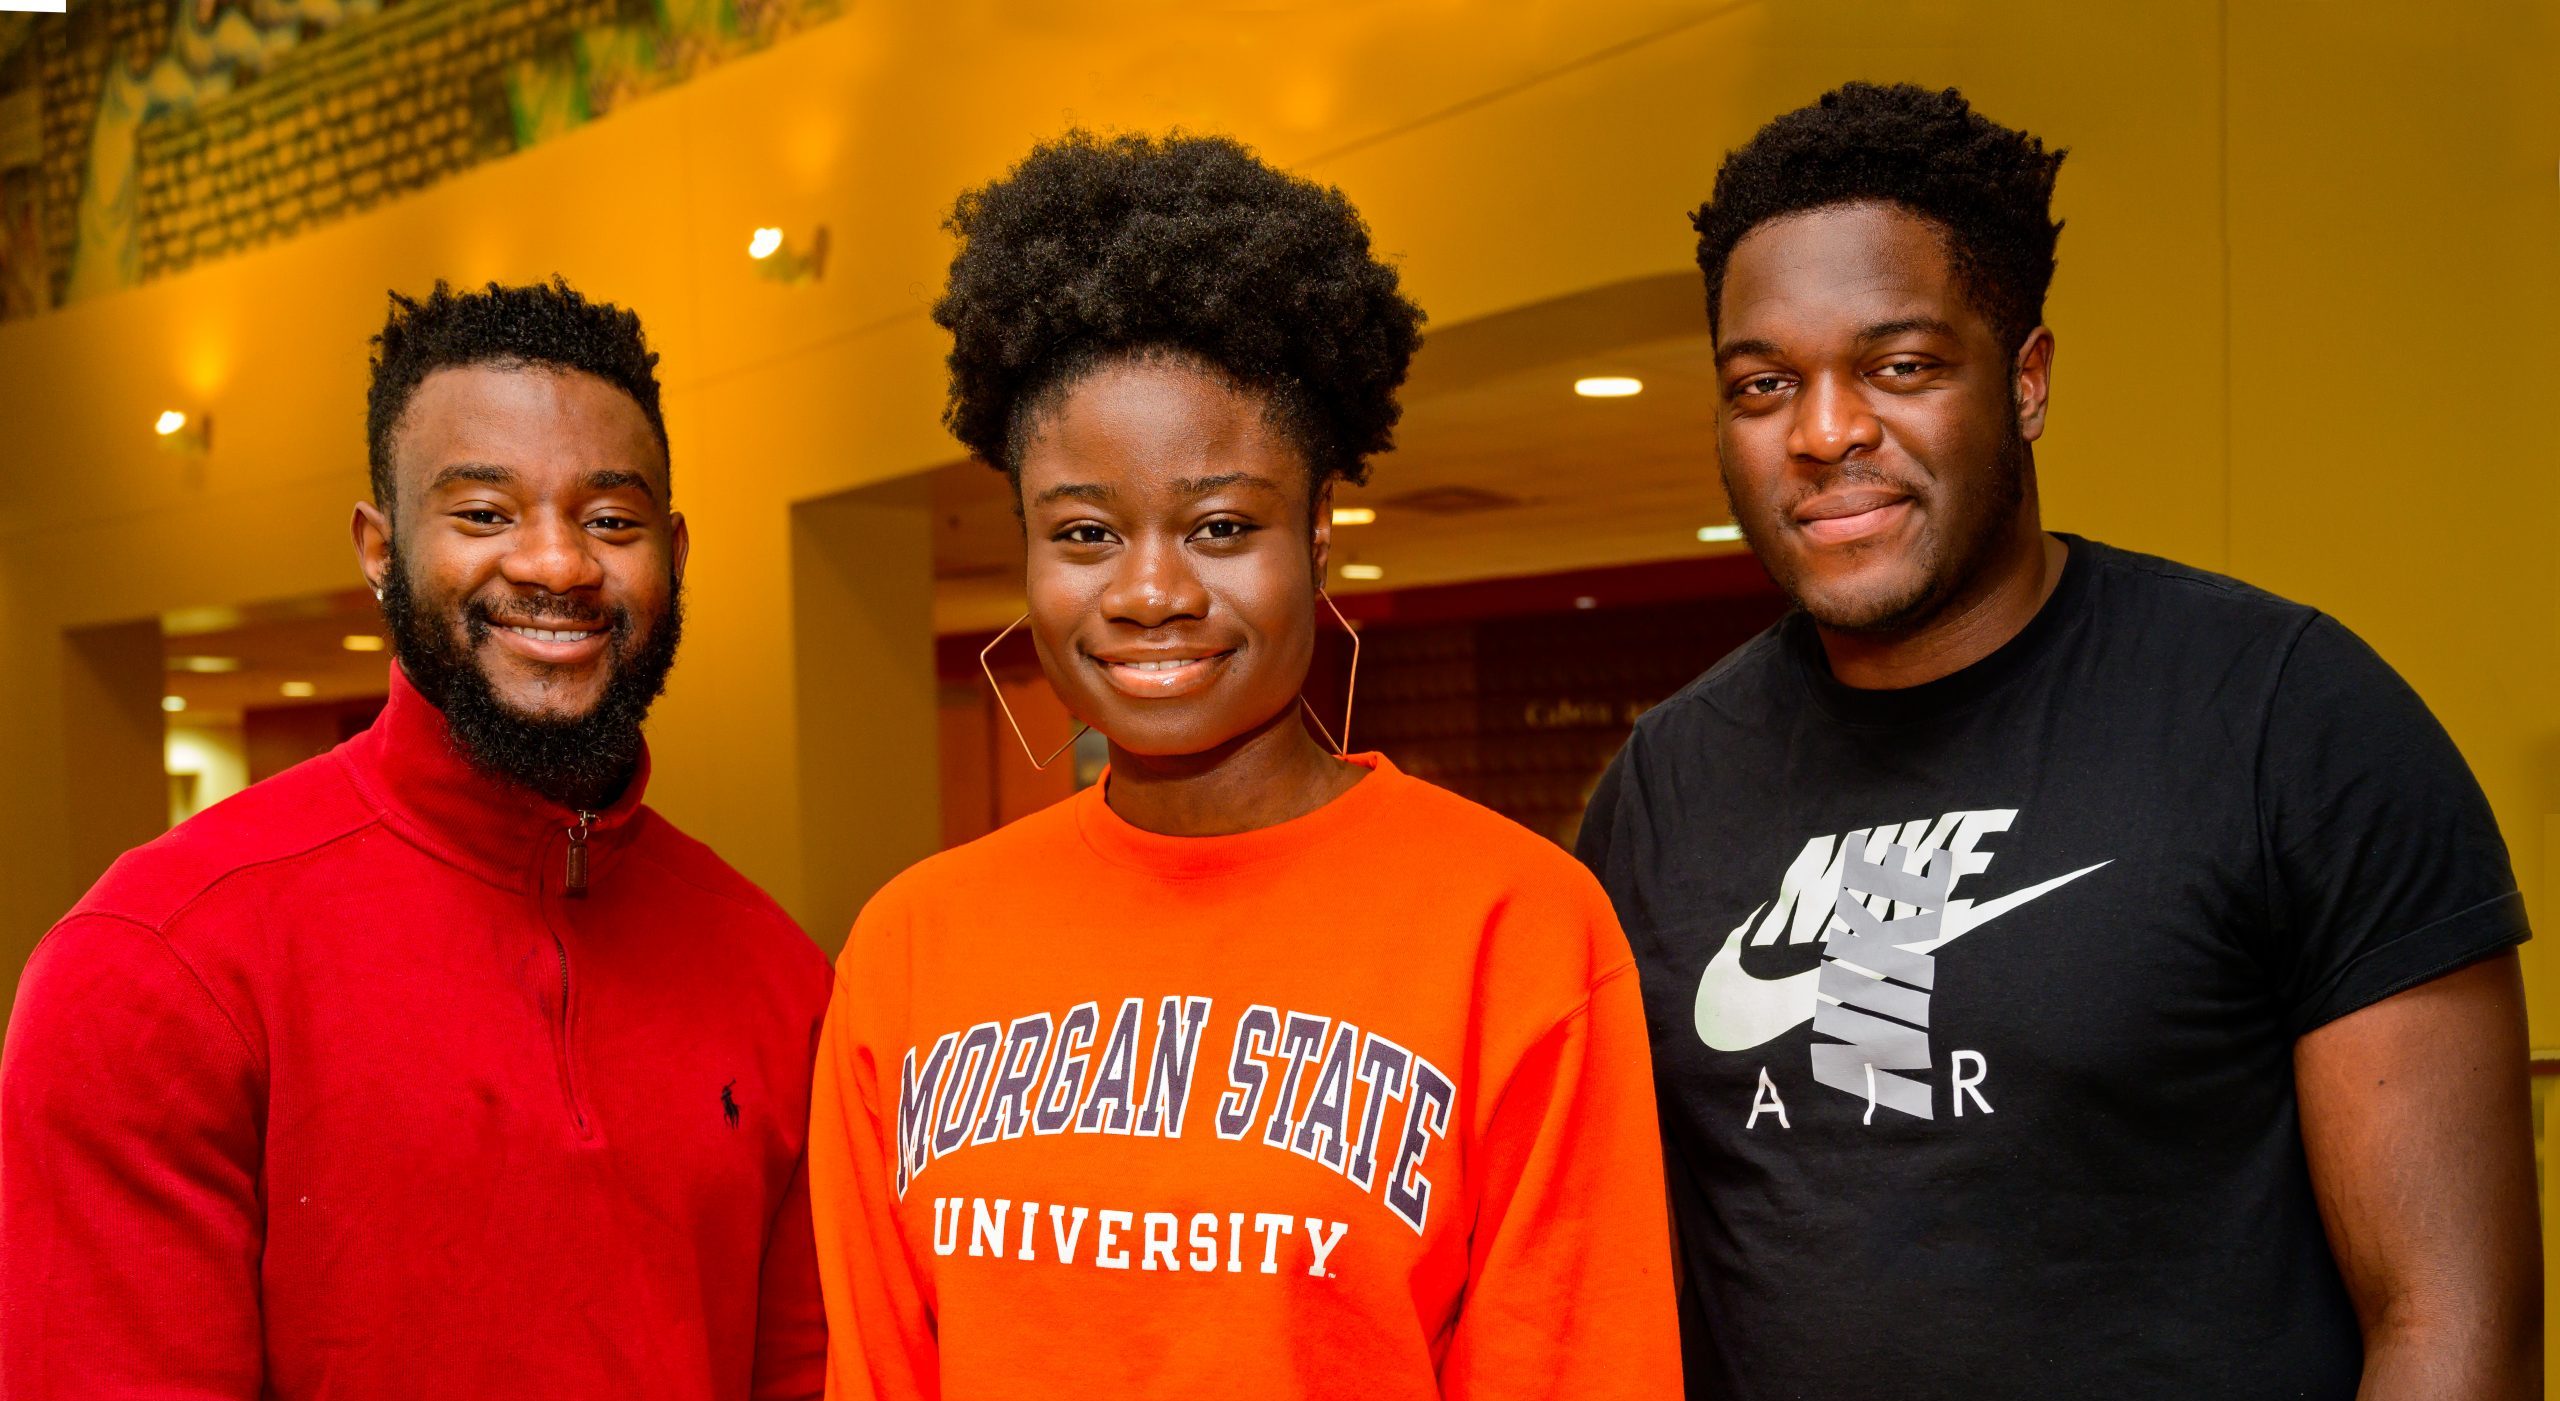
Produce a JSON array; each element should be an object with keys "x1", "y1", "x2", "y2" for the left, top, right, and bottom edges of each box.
[{"x1": 0, "y1": 0, "x2": 844, "y2": 324}]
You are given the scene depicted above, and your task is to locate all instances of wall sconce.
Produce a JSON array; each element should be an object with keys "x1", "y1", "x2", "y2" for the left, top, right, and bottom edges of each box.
[
  {"x1": 748, "y1": 224, "x2": 830, "y2": 284},
  {"x1": 156, "y1": 408, "x2": 211, "y2": 456}
]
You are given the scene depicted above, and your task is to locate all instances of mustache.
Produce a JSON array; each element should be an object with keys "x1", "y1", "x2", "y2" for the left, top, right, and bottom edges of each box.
[
  {"x1": 463, "y1": 594, "x2": 624, "y2": 640},
  {"x1": 379, "y1": 556, "x2": 683, "y2": 809},
  {"x1": 1781, "y1": 459, "x2": 1924, "y2": 506}
]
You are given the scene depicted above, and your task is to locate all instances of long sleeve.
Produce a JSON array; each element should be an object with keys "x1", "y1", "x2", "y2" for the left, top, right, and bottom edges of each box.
[
  {"x1": 1442, "y1": 964, "x2": 1682, "y2": 1399},
  {"x1": 1, "y1": 914, "x2": 266, "y2": 1399},
  {"x1": 808, "y1": 963, "x2": 937, "y2": 1401},
  {"x1": 752, "y1": 1152, "x2": 828, "y2": 1400}
]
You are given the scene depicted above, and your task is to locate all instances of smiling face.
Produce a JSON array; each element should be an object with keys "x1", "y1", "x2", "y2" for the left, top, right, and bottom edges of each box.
[
  {"x1": 1017, "y1": 355, "x2": 1330, "y2": 760},
  {"x1": 354, "y1": 362, "x2": 687, "y2": 803},
  {"x1": 1713, "y1": 200, "x2": 2049, "y2": 635}
]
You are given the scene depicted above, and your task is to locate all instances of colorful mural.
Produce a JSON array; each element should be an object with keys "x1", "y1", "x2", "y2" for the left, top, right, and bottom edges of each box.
[{"x1": 0, "y1": 0, "x2": 844, "y2": 324}]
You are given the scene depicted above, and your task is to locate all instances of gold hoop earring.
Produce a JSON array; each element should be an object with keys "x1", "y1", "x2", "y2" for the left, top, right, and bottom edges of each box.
[
  {"x1": 1297, "y1": 588, "x2": 1359, "y2": 756},
  {"x1": 979, "y1": 614, "x2": 1089, "y2": 770}
]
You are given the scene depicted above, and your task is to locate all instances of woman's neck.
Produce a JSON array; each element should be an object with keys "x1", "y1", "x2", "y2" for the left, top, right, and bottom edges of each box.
[{"x1": 1102, "y1": 708, "x2": 1366, "y2": 837}]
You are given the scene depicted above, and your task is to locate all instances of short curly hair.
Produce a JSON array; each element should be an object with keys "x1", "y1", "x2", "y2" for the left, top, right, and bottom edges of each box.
[
  {"x1": 1693, "y1": 83, "x2": 2065, "y2": 352},
  {"x1": 933, "y1": 130, "x2": 1424, "y2": 495},
  {"x1": 366, "y1": 277, "x2": 668, "y2": 511}
]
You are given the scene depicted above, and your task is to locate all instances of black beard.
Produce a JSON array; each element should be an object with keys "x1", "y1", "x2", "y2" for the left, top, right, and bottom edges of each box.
[
  {"x1": 380, "y1": 551, "x2": 682, "y2": 811},
  {"x1": 1836, "y1": 427, "x2": 2030, "y2": 639}
]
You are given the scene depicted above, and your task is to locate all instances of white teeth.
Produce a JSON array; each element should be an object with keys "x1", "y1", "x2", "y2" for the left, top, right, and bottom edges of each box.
[
  {"x1": 505, "y1": 625, "x2": 595, "y2": 644},
  {"x1": 1120, "y1": 658, "x2": 1203, "y2": 671}
]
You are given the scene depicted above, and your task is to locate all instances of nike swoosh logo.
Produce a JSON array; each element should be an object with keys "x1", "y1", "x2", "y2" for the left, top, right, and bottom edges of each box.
[
  {"x1": 1692, "y1": 861, "x2": 2112, "y2": 1053},
  {"x1": 1918, "y1": 861, "x2": 2111, "y2": 952},
  {"x1": 1695, "y1": 904, "x2": 1822, "y2": 1052}
]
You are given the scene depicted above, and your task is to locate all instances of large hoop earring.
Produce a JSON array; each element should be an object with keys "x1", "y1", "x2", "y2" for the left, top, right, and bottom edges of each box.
[
  {"x1": 1298, "y1": 589, "x2": 1359, "y2": 756},
  {"x1": 980, "y1": 614, "x2": 1089, "y2": 770}
]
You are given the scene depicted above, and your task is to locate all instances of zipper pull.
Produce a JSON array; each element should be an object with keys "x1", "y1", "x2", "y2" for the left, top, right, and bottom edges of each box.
[{"x1": 564, "y1": 811, "x2": 595, "y2": 898}]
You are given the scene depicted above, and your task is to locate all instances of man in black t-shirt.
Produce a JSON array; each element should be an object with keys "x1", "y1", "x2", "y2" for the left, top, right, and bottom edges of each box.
[{"x1": 1578, "y1": 83, "x2": 2539, "y2": 1399}]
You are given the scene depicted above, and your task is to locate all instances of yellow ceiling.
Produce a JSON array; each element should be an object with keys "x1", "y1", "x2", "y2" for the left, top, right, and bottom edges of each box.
[{"x1": 160, "y1": 587, "x2": 390, "y2": 721}]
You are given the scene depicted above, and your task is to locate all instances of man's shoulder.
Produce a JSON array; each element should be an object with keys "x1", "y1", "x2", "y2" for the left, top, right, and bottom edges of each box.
[
  {"x1": 1633, "y1": 615, "x2": 1799, "y2": 742},
  {"x1": 2068, "y1": 540, "x2": 2344, "y2": 681},
  {"x1": 2078, "y1": 537, "x2": 2321, "y2": 635},
  {"x1": 70, "y1": 752, "x2": 380, "y2": 935},
  {"x1": 2066, "y1": 539, "x2": 2363, "y2": 708},
  {"x1": 627, "y1": 811, "x2": 827, "y2": 979}
]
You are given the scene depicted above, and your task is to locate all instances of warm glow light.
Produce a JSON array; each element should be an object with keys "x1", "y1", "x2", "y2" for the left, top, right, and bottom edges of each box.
[
  {"x1": 161, "y1": 695, "x2": 187, "y2": 713},
  {"x1": 1696, "y1": 523, "x2": 1745, "y2": 543},
  {"x1": 156, "y1": 410, "x2": 189, "y2": 435},
  {"x1": 748, "y1": 227, "x2": 785, "y2": 260},
  {"x1": 1340, "y1": 563, "x2": 1385, "y2": 581},
  {"x1": 1574, "y1": 596, "x2": 1599, "y2": 610},
  {"x1": 1331, "y1": 507, "x2": 1376, "y2": 526},
  {"x1": 1574, "y1": 376, "x2": 1643, "y2": 398},
  {"x1": 342, "y1": 634, "x2": 386, "y2": 653},
  {"x1": 280, "y1": 681, "x2": 318, "y2": 699},
  {"x1": 170, "y1": 655, "x2": 242, "y2": 674}
]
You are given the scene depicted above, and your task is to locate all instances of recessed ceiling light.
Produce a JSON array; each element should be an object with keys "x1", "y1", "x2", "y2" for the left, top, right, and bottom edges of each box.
[
  {"x1": 747, "y1": 227, "x2": 784, "y2": 260},
  {"x1": 162, "y1": 604, "x2": 244, "y2": 636},
  {"x1": 161, "y1": 695, "x2": 187, "y2": 713},
  {"x1": 1339, "y1": 563, "x2": 1385, "y2": 581},
  {"x1": 279, "y1": 681, "x2": 317, "y2": 699},
  {"x1": 1574, "y1": 376, "x2": 1643, "y2": 398},
  {"x1": 1331, "y1": 507, "x2": 1376, "y2": 526},
  {"x1": 155, "y1": 410, "x2": 189, "y2": 436},
  {"x1": 169, "y1": 655, "x2": 243, "y2": 674},
  {"x1": 1574, "y1": 596, "x2": 1598, "y2": 610},
  {"x1": 1696, "y1": 524, "x2": 1745, "y2": 543},
  {"x1": 341, "y1": 634, "x2": 386, "y2": 652}
]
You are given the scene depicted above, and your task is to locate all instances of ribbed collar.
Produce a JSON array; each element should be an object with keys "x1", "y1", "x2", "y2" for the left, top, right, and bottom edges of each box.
[
  {"x1": 336, "y1": 663, "x2": 651, "y2": 894},
  {"x1": 1071, "y1": 752, "x2": 1402, "y2": 880}
]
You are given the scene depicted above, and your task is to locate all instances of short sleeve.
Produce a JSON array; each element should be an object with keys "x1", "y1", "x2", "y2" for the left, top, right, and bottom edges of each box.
[{"x1": 2258, "y1": 614, "x2": 2528, "y2": 1034}]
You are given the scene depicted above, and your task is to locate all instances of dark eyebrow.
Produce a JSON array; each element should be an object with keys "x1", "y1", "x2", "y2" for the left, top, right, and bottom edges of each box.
[
  {"x1": 1174, "y1": 472, "x2": 1282, "y2": 496},
  {"x1": 1713, "y1": 337, "x2": 1783, "y2": 369},
  {"x1": 584, "y1": 468, "x2": 658, "y2": 501},
  {"x1": 1033, "y1": 481, "x2": 1113, "y2": 506},
  {"x1": 1714, "y1": 318, "x2": 1960, "y2": 370},
  {"x1": 427, "y1": 463, "x2": 659, "y2": 502},
  {"x1": 426, "y1": 462, "x2": 514, "y2": 492},
  {"x1": 1856, "y1": 316, "x2": 1958, "y2": 344}
]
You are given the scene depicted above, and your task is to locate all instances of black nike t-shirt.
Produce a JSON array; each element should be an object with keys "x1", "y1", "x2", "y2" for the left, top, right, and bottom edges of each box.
[{"x1": 1576, "y1": 536, "x2": 2529, "y2": 1400}]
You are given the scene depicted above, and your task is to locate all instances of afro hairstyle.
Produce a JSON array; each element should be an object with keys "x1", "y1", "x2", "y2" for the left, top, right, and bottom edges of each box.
[
  {"x1": 1692, "y1": 83, "x2": 2066, "y2": 353},
  {"x1": 932, "y1": 129, "x2": 1425, "y2": 497},
  {"x1": 366, "y1": 277, "x2": 668, "y2": 512}
]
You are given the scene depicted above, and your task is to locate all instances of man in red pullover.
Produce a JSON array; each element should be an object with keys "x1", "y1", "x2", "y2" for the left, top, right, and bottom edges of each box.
[{"x1": 0, "y1": 278, "x2": 830, "y2": 1398}]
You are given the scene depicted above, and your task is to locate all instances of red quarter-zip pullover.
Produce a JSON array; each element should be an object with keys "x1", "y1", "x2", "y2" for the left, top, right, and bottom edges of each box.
[{"x1": 1, "y1": 666, "x2": 831, "y2": 1398}]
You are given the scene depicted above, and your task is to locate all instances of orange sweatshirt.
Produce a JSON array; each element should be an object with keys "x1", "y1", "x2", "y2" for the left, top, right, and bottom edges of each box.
[{"x1": 808, "y1": 755, "x2": 1678, "y2": 1400}]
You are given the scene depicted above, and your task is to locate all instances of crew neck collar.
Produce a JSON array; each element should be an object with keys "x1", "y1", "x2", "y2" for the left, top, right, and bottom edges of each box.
[
  {"x1": 337, "y1": 663, "x2": 652, "y2": 893},
  {"x1": 1071, "y1": 752, "x2": 1401, "y2": 879},
  {"x1": 1788, "y1": 533, "x2": 2098, "y2": 727}
]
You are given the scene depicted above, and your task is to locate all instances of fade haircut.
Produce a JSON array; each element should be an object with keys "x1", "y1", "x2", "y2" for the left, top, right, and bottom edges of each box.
[
  {"x1": 365, "y1": 277, "x2": 668, "y2": 512},
  {"x1": 1692, "y1": 83, "x2": 2066, "y2": 353}
]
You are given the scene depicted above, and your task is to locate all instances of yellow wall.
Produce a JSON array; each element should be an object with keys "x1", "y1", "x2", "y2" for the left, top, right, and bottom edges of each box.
[
  {"x1": 165, "y1": 719, "x2": 248, "y2": 824},
  {"x1": 0, "y1": 0, "x2": 2550, "y2": 1069}
]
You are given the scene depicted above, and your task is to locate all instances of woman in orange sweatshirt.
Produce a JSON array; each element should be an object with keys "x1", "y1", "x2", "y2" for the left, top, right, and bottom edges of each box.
[{"x1": 807, "y1": 129, "x2": 1681, "y2": 1400}]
